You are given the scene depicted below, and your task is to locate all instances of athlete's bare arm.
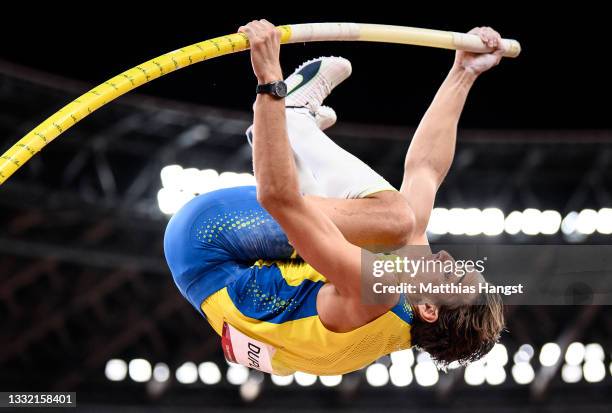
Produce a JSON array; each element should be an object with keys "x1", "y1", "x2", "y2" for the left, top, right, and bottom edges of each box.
[
  {"x1": 239, "y1": 19, "x2": 359, "y2": 294},
  {"x1": 239, "y1": 20, "x2": 394, "y2": 330},
  {"x1": 401, "y1": 27, "x2": 506, "y2": 244}
]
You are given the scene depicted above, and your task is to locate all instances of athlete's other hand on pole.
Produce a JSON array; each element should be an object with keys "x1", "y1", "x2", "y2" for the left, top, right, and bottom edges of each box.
[
  {"x1": 454, "y1": 27, "x2": 505, "y2": 75},
  {"x1": 239, "y1": 19, "x2": 283, "y2": 84}
]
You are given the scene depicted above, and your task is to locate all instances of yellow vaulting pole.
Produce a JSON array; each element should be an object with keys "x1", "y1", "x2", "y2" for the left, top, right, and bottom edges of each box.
[{"x1": 0, "y1": 23, "x2": 520, "y2": 185}]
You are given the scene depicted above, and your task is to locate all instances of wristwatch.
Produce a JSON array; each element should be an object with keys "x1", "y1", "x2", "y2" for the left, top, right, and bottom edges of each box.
[{"x1": 256, "y1": 80, "x2": 288, "y2": 99}]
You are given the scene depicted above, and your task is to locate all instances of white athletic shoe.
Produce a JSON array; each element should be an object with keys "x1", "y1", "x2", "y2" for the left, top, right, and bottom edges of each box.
[
  {"x1": 285, "y1": 56, "x2": 352, "y2": 112},
  {"x1": 314, "y1": 105, "x2": 337, "y2": 130},
  {"x1": 246, "y1": 57, "x2": 350, "y2": 145}
]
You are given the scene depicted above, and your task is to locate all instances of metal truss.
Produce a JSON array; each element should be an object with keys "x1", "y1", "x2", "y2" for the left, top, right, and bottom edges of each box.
[{"x1": 0, "y1": 61, "x2": 611, "y2": 406}]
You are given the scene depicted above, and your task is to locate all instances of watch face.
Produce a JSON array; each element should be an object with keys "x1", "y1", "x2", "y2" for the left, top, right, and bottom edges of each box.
[{"x1": 275, "y1": 81, "x2": 288, "y2": 98}]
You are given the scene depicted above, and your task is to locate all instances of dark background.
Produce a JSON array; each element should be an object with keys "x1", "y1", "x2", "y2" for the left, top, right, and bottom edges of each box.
[
  {"x1": 1, "y1": 3, "x2": 609, "y2": 128},
  {"x1": 0, "y1": 3, "x2": 611, "y2": 412}
]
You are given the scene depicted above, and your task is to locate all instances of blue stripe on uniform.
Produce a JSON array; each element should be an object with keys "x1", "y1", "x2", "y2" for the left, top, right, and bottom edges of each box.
[
  {"x1": 390, "y1": 294, "x2": 414, "y2": 325},
  {"x1": 227, "y1": 263, "x2": 325, "y2": 324}
]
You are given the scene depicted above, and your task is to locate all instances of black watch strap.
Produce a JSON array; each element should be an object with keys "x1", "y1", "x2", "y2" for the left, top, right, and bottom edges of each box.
[{"x1": 256, "y1": 81, "x2": 287, "y2": 98}]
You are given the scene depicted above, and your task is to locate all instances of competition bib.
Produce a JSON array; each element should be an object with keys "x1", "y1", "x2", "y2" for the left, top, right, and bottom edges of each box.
[{"x1": 221, "y1": 322, "x2": 277, "y2": 374}]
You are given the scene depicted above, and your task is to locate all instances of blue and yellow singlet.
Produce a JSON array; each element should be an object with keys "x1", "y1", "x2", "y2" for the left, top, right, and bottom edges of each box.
[{"x1": 164, "y1": 186, "x2": 413, "y2": 375}]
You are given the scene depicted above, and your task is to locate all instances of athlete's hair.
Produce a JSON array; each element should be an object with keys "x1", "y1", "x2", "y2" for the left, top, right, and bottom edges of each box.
[{"x1": 410, "y1": 292, "x2": 504, "y2": 367}]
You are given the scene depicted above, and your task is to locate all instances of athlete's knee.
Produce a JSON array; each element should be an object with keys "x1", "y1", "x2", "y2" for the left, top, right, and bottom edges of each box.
[
  {"x1": 387, "y1": 204, "x2": 415, "y2": 247},
  {"x1": 369, "y1": 191, "x2": 415, "y2": 247}
]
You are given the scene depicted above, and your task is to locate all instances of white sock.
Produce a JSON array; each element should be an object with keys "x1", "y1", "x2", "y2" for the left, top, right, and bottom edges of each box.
[{"x1": 284, "y1": 108, "x2": 395, "y2": 198}]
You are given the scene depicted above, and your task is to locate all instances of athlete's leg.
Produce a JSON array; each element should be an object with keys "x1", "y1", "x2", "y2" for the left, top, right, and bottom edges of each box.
[
  {"x1": 288, "y1": 108, "x2": 414, "y2": 250},
  {"x1": 249, "y1": 108, "x2": 413, "y2": 250},
  {"x1": 305, "y1": 192, "x2": 413, "y2": 251},
  {"x1": 285, "y1": 108, "x2": 395, "y2": 198},
  {"x1": 246, "y1": 108, "x2": 392, "y2": 198},
  {"x1": 248, "y1": 108, "x2": 414, "y2": 250},
  {"x1": 247, "y1": 55, "x2": 414, "y2": 249}
]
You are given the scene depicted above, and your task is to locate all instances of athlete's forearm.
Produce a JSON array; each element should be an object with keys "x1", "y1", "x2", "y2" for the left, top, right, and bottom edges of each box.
[
  {"x1": 252, "y1": 94, "x2": 302, "y2": 205},
  {"x1": 404, "y1": 65, "x2": 477, "y2": 186},
  {"x1": 238, "y1": 19, "x2": 301, "y2": 206}
]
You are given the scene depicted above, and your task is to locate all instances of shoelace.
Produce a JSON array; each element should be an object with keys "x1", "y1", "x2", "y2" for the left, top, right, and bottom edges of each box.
[{"x1": 295, "y1": 73, "x2": 332, "y2": 111}]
